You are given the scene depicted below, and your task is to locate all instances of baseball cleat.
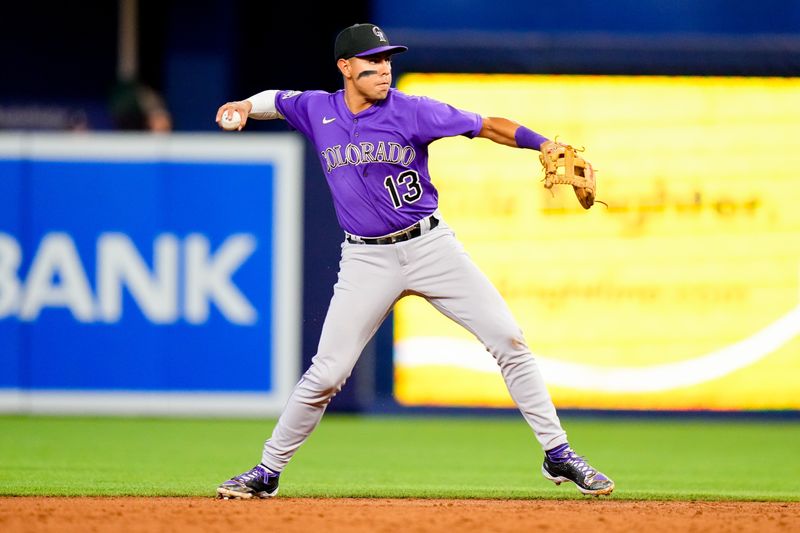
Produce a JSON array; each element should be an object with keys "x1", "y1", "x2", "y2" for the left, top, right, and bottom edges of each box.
[
  {"x1": 542, "y1": 447, "x2": 614, "y2": 496},
  {"x1": 216, "y1": 464, "x2": 280, "y2": 499}
]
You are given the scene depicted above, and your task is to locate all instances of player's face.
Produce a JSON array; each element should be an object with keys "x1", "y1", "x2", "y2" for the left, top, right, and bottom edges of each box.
[{"x1": 348, "y1": 53, "x2": 393, "y2": 101}]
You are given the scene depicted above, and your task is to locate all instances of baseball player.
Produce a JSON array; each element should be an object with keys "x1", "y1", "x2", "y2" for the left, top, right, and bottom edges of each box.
[{"x1": 215, "y1": 23, "x2": 613, "y2": 498}]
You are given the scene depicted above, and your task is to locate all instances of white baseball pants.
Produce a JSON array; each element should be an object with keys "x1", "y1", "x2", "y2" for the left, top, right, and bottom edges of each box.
[{"x1": 261, "y1": 218, "x2": 567, "y2": 472}]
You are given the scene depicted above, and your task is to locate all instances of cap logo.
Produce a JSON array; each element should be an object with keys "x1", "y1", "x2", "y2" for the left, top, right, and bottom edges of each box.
[{"x1": 372, "y1": 26, "x2": 387, "y2": 42}]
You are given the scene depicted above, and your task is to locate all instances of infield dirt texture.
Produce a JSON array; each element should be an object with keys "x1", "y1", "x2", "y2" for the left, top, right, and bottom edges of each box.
[
  {"x1": 1, "y1": 415, "x2": 798, "y2": 532},
  {"x1": 2, "y1": 498, "x2": 799, "y2": 532}
]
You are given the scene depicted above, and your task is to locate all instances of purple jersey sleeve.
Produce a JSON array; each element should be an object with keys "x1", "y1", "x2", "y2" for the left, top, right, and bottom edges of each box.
[
  {"x1": 274, "y1": 90, "x2": 317, "y2": 138},
  {"x1": 414, "y1": 96, "x2": 483, "y2": 145}
]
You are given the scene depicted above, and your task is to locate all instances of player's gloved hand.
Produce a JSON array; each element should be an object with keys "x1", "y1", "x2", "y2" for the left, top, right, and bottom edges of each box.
[{"x1": 539, "y1": 140, "x2": 596, "y2": 209}]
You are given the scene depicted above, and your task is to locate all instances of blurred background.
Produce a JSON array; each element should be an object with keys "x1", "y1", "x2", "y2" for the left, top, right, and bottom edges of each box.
[{"x1": 1, "y1": 0, "x2": 798, "y2": 416}]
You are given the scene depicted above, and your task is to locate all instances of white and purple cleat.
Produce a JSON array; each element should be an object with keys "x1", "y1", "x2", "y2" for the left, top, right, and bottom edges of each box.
[
  {"x1": 217, "y1": 464, "x2": 280, "y2": 499},
  {"x1": 542, "y1": 445, "x2": 615, "y2": 496}
]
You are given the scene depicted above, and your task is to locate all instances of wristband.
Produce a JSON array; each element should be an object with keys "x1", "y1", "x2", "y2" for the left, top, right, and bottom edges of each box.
[{"x1": 514, "y1": 126, "x2": 549, "y2": 151}]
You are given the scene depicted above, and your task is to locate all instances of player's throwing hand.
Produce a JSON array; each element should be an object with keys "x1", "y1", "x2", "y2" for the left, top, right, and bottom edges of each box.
[{"x1": 215, "y1": 100, "x2": 252, "y2": 131}]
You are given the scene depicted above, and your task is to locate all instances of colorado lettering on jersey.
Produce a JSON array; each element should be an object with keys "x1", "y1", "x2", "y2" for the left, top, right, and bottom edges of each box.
[{"x1": 320, "y1": 141, "x2": 416, "y2": 173}]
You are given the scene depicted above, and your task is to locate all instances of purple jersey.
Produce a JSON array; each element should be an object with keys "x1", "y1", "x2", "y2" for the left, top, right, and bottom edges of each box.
[{"x1": 275, "y1": 88, "x2": 483, "y2": 237}]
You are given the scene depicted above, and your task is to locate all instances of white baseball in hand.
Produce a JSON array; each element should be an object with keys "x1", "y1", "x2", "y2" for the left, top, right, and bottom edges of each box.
[{"x1": 220, "y1": 110, "x2": 242, "y2": 131}]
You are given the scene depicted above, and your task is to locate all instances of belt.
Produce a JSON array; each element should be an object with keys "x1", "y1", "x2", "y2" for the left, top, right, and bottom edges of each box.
[{"x1": 346, "y1": 215, "x2": 439, "y2": 245}]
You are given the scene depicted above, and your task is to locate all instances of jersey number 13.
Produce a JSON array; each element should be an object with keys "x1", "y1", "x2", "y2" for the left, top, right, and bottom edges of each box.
[{"x1": 384, "y1": 170, "x2": 422, "y2": 209}]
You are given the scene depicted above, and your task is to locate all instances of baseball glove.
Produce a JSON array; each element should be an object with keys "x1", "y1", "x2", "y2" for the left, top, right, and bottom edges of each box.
[{"x1": 539, "y1": 140, "x2": 595, "y2": 209}]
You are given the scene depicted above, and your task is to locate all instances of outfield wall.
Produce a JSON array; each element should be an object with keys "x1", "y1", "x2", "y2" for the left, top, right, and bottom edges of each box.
[
  {"x1": 0, "y1": 133, "x2": 303, "y2": 416},
  {"x1": 392, "y1": 74, "x2": 800, "y2": 412},
  {"x1": 2, "y1": 93, "x2": 798, "y2": 417}
]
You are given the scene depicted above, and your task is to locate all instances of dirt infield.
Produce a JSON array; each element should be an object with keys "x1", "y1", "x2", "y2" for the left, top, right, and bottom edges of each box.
[{"x1": 1, "y1": 497, "x2": 798, "y2": 532}]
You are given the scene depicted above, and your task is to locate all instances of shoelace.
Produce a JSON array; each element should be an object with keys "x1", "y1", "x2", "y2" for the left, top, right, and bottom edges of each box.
[
  {"x1": 233, "y1": 466, "x2": 265, "y2": 483},
  {"x1": 565, "y1": 451, "x2": 596, "y2": 476}
]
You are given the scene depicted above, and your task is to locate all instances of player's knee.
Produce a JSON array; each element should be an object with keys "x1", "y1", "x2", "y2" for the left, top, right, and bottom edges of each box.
[
  {"x1": 487, "y1": 333, "x2": 531, "y2": 363},
  {"x1": 315, "y1": 374, "x2": 349, "y2": 395},
  {"x1": 300, "y1": 364, "x2": 351, "y2": 397}
]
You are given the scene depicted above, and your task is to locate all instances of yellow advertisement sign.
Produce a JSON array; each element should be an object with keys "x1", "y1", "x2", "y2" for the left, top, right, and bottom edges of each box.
[{"x1": 393, "y1": 74, "x2": 800, "y2": 411}]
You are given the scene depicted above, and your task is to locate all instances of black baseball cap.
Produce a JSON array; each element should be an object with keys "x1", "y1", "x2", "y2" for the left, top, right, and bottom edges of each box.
[{"x1": 334, "y1": 23, "x2": 408, "y2": 61}]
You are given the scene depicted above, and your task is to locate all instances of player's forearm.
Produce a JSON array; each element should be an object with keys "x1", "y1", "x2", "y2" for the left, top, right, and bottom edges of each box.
[
  {"x1": 478, "y1": 117, "x2": 549, "y2": 151},
  {"x1": 245, "y1": 90, "x2": 284, "y2": 120}
]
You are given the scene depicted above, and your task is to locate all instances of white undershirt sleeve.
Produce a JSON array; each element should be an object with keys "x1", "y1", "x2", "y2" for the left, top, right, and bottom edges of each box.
[{"x1": 245, "y1": 90, "x2": 284, "y2": 120}]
